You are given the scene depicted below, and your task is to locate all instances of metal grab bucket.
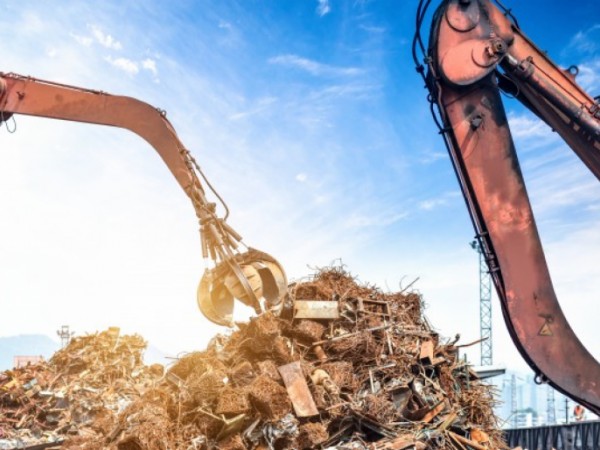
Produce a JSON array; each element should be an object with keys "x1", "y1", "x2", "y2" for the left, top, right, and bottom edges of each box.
[{"x1": 197, "y1": 249, "x2": 287, "y2": 327}]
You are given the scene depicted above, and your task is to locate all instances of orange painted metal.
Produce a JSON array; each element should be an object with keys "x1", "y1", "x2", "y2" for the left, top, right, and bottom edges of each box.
[
  {"x1": 0, "y1": 73, "x2": 287, "y2": 326},
  {"x1": 0, "y1": 74, "x2": 196, "y2": 193},
  {"x1": 426, "y1": 0, "x2": 600, "y2": 413}
]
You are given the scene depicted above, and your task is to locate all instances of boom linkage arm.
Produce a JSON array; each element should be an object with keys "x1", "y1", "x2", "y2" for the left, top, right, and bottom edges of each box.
[
  {"x1": 0, "y1": 72, "x2": 288, "y2": 321},
  {"x1": 420, "y1": 0, "x2": 600, "y2": 413},
  {"x1": 0, "y1": 72, "x2": 239, "y2": 263}
]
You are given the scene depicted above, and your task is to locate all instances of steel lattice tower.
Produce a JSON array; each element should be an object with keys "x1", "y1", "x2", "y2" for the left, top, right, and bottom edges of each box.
[
  {"x1": 471, "y1": 240, "x2": 493, "y2": 366},
  {"x1": 56, "y1": 325, "x2": 74, "y2": 349},
  {"x1": 547, "y1": 385, "x2": 556, "y2": 425},
  {"x1": 511, "y1": 374, "x2": 518, "y2": 428}
]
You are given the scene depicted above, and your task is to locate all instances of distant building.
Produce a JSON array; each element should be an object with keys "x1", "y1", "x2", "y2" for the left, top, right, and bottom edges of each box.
[{"x1": 13, "y1": 355, "x2": 43, "y2": 368}]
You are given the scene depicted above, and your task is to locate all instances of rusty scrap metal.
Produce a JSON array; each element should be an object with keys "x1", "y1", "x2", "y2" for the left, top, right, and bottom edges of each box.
[
  {"x1": 1, "y1": 266, "x2": 506, "y2": 450},
  {"x1": 277, "y1": 362, "x2": 318, "y2": 418}
]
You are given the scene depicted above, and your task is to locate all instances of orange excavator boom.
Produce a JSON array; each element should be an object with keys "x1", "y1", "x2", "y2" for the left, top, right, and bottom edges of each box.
[
  {"x1": 0, "y1": 72, "x2": 287, "y2": 326},
  {"x1": 415, "y1": 0, "x2": 600, "y2": 413}
]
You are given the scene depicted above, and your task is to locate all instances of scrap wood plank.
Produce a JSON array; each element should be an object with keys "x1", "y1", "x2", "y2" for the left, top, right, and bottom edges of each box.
[{"x1": 277, "y1": 362, "x2": 318, "y2": 417}]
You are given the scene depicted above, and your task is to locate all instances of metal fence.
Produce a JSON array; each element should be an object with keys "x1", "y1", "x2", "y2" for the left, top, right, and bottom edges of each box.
[{"x1": 504, "y1": 421, "x2": 600, "y2": 450}]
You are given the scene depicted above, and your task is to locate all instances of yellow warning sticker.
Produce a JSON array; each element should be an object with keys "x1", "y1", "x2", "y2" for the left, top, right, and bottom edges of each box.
[{"x1": 538, "y1": 321, "x2": 553, "y2": 336}]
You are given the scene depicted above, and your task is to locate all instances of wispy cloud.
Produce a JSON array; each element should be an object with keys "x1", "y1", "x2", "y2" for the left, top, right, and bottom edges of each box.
[
  {"x1": 418, "y1": 191, "x2": 460, "y2": 211},
  {"x1": 343, "y1": 211, "x2": 408, "y2": 229},
  {"x1": 506, "y1": 111, "x2": 561, "y2": 153},
  {"x1": 218, "y1": 20, "x2": 233, "y2": 31},
  {"x1": 269, "y1": 54, "x2": 363, "y2": 77},
  {"x1": 295, "y1": 173, "x2": 307, "y2": 182},
  {"x1": 71, "y1": 33, "x2": 93, "y2": 47},
  {"x1": 105, "y1": 56, "x2": 139, "y2": 76},
  {"x1": 561, "y1": 24, "x2": 600, "y2": 93},
  {"x1": 142, "y1": 58, "x2": 158, "y2": 76},
  {"x1": 228, "y1": 96, "x2": 277, "y2": 120},
  {"x1": 72, "y1": 25, "x2": 122, "y2": 50},
  {"x1": 359, "y1": 24, "x2": 386, "y2": 34},
  {"x1": 309, "y1": 82, "x2": 378, "y2": 99},
  {"x1": 103, "y1": 56, "x2": 159, "y2": 80},
  {"x1": 506, "y1": 112, "x2": 600, "y2": 221},
  {"x1": 419, "y1": 199, "x2": 444, "y2": 211},
  {"x1": 577, "y1": 59, "x2": 600, "y2": 92},
  {"x1": 216, "y1": 19, "x2": 243, "y2": 49},
  {"x1": 563, "y1": 24, "x2": 600, "y2": 57},
  {"x1": 271, "y1": 81, "x2": 380, "y2": 132},
  {"x1": 507, "y1": 112, "x2": 556, "y2": 140},
  {"x1": 316, "y1": 0, "x2": 331, "y2": 17},
  {"x1": 419, "y1": 150, "x2": 446, "y2": 165},
  {"x1": 90, "y1": 25, "x2": 122, "y2": 50},
  {"x1": 526, "y1": 161, "x2": 600, "y2": 216}
]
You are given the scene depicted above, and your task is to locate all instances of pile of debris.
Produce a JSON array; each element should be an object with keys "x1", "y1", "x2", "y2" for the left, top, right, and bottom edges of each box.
[
  {"x1": 1, "y1": 267, "x2": 505, "y2": 449},
  {"x1": 0, "y1": 328, "x2": 163, "y2": 449}
]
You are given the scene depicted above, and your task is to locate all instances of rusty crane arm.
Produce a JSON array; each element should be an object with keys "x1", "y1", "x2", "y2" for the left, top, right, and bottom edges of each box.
[
  {"x1": 416, "y1": 0, "x2": 600, "y2": 413},
  {"x1": 0, "y1": 72, "x2": 287, "y2": 326}
]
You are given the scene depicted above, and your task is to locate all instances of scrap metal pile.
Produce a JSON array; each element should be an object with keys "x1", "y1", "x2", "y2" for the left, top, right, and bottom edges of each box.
[
  {"x1": 1, "y1": 268, "x2": 505, "y2": 449},
  {"x1": 0, "y1": 329, "x2": 163, "y2": 449}
]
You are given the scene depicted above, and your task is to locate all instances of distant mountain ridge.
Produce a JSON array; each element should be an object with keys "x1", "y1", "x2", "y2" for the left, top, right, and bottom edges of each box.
[{"x1": 0, "y1": 334, "x2": 60, "y2": 371}]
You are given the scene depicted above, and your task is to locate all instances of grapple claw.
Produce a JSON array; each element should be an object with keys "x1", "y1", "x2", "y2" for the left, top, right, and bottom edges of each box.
[{"x1": 197, "y1": 249, "x2": 287, "y2": 327}]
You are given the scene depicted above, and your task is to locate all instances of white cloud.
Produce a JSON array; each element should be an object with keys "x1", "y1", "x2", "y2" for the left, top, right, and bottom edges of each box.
[
  {"x1": 419, "y1": 150, "x2": 446, "y2": 165},
  {"x1": 561, "y1": 24, "x2": 600, "y2": 93},
  {"x1": 419, "y1": 198, "x2": 444, "y2": 210},
  {"x1": 71, "y1": 33, "x2": 93, "y2": 47},
  {"x1": 526, "y1": 163, "x2": 599, "y2": 216},
  {"x1": 141, "y1": 58, "x2": 158, "y2": 76},
  {"x1": 564, "y1": 24, "x2": 600, "y2": 57},
  {"x1": 105, "y1": 56, "x2": 139, "y2": 76},
  {"x1": 359, "y1": 24, "x2": 386, "y2": 34},
  {"x1": 71, "y1": 26, "x2": 122, "y2": 51},
  {"x1": 215, "y1": 18, "x2": 242, "y2": 49},
  {"x1": 295, "y1": 172, "x2": 307, "y2": 182},
  {"x1": 577, "y1": 59, "x2": 600, "y2": 92},
  {"x1": 218, "y1": 20, "x2": 233, "y2": 31},
  {"x1": 316, "y1": 0, "x2": 331, "y2": 17},
  {"x1": 343, "y1": 211, "x2": 408, "y2": 229},
  {"x1": 508, "y1": 111, "x2": 600, "y2": 219},
  {"x1": 90, "y1": 25, "x2": 122, "y2": 50},
  {"x1": 269, "y1": 54, "x2": 363, "y2": 77},
  {"x1": 228, "y1": 96, "x2": 277, "y2": 120},
  {"x1": 313, "y1": 194, "x2": 329, "y2": 204},
  {"x1": 542, "y1": 224, "x2": 600, "y2": 362},
  {"x1": 418, "y1": 191, "x2": 460, "y2": 211},
  {"x1": 507, "y1": 112, "x2": 556, "y2": 141}
]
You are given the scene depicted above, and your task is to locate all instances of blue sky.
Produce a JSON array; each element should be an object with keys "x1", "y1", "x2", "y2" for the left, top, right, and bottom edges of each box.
[{"x1": 0, "y1": 0, "x2": 598, "y2": 374}]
